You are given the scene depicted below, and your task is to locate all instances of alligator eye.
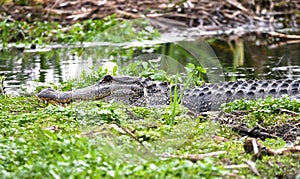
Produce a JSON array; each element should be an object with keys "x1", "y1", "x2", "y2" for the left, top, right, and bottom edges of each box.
[
  {"x1": 100, "y1": 75, "x2": 113, "y2": 84},
  {"x1": 42, "y1": 88, "x2": 55, "y2": 92}
]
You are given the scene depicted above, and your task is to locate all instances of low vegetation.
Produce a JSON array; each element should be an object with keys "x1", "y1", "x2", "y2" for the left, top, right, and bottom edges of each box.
[
  {"x1": 0, "y1": 16, "x2": 160, "y2": 46},
  {"x1": 1, "y1": 66, "x2": 300, "y2": 178}
]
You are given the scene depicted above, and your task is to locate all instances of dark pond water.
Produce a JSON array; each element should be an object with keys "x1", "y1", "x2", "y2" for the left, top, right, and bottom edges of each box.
[{"x1": 0, "y1": 34, "x2": 300, "y2": 93}]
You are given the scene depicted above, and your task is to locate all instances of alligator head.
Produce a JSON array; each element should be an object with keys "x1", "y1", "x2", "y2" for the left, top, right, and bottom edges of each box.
[{"x1": 37, "y1": 75, "x2": 171, "y2": 106}]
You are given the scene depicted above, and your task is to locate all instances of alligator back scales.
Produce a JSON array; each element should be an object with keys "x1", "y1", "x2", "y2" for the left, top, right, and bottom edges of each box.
[{"x1": 181, "y1": 79, "x2": 300, "y2": 112}]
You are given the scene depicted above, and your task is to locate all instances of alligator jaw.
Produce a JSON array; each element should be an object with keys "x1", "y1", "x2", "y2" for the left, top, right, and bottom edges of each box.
[
  {"x1": 37, "y1": 85, "x2": 112, "y2": 105},
  {"x1": 37, "y1": 75, "x2": 125, "y2": 105},
  {"x1": 37, "y1": 88, "x2": 72, "y2": 105}
]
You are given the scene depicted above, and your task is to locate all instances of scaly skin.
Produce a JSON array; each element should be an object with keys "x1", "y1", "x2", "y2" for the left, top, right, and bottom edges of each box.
[{"x1": 37, "y1": 75, "x2": 300, "y2": 112}]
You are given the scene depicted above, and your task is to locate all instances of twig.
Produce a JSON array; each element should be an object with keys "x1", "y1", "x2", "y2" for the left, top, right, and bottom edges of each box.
[
  {"x1": 243, "y1": 137, "x2": 300, "y2": 159},
  {"x1": 67, "y1": 8, "x2": 98, "y2": 21},
  {"x1": 225, "y1": 0, "x2": 254, "y2": 16},
  {"x1": 266, "y1": 145, "x2": 300, "y2": 155},
  {"x1": 278, "y1": 108, "x2": 300, "y2": 117},
  {"x1": 268, "y1": 32, "x2": 300, "y2": 40},
  {"x1": 224, "y1": 163, "x2": 248, "y2": 169},
  {"x1": 268, "y1": 40, "x2": 300, "y2": 49},
  {"x1": 255, "y1": 123, "x2": 268, "y2": 132},
  {"x1": 224, "y1": 161, "x2": 260, "y2": 176},
  {"x1": 115, "y1": 9, "x2": 141, "y2": 19},
  {"x1": 230, "y1": 124, "x2": 277, "y2": 139},
  {"x1": 111, "y1": 121, "x2": 149, "y2": 151},
  {"x1": 157, "y1": 151, "x2": 226, "y2": 162},
  {"x1": 245, "y1": 160, "x2": 260, "y2": 176}
]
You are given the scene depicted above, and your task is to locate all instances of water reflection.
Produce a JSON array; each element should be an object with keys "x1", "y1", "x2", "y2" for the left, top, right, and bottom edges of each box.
[
  {"x1": 208, "y1": 37, "x2": 300, "y2": 80},
  {"x1": 0, "y1": 37, "x2": 299, "y2": 91}
]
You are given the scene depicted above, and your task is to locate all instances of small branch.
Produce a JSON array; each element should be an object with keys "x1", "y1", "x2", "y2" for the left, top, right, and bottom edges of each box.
[
  {"x1": 157, "y1": 151, "x2": 226, "y2": 162},
  {"x1": 224, "y1": 161, "x2": 260, "y2": 176},
  {"x1": 268, "y1": 40, "x2": 300, "y2": 49},
  {"x1": 225, "y1": 0, "x2": 254, "y2": 16},
  {"x1": 111, "y1": 121, "x2": 149, "y2": 152},
  {"x1": 278, "y1": 108, "x2": 300, "y2": 117},
  {"x1": 224, "y1": 163, "x2": 248, "y2": 169},
  {"x1": 268, "y1": 32, "x2": 300, "y2": 40},
  {"x1": 243, "y1": 137, "x2": 300, "y2": 160},
  {"x1": 245, "y1": 160, "x2": 260, "y2": 176},
  {"x1": 115, "y1": 9, "x2": 141, "y2": 19},
  {"x1": 230, "y1": 124, "x2": 277, "y2": 139}
]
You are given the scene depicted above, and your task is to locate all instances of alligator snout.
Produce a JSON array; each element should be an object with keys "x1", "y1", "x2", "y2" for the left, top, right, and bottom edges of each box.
[
  {"x1": 37, "y1": 88, "x2": 58, "y2": 101},
  {"x1": 37, "y1": 88, "x2": 72, "y2": 104}
]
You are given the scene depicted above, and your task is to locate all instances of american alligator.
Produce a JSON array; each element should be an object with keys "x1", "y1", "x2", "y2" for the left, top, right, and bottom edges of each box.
[{"x1": 37, "y1": 75, "x2": 300, "y2": 113}]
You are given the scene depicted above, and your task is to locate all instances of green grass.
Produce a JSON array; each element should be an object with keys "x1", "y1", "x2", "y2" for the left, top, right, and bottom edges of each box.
[
  {"x1": 223, "y1": 96, "x2": 300, "y2": 127},
  {"x1": 1, "y1": 91, "x2": 300, "y2": 178},
  {"x1": 0, "y1": 96, "x2": 227, "y2": 178}
]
